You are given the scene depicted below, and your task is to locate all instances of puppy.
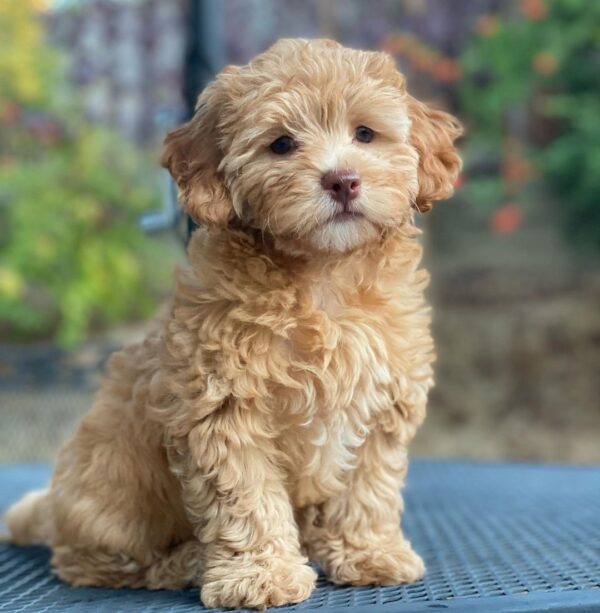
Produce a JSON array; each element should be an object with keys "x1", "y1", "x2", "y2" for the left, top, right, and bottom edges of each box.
[{"x1": 5, "y1": 39, "x2": 461, "y2": 609}]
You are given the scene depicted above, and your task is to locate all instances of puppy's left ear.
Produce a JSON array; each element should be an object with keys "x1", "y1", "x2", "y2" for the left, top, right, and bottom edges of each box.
[{"x1": 407, "y1": 97, "x2": 463, "y2": 213}]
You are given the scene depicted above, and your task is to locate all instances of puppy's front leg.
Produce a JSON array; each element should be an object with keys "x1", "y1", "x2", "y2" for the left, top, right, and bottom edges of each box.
[
  {"x1": 299, "y1": 427, "x2": 424, "y2": 586},
  {"x1": 173, "y1": 406, "x2": 316, "y2": 610}
]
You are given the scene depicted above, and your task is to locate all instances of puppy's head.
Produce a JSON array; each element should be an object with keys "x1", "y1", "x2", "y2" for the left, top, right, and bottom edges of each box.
[{"x1": 162, "y1": 39, "x2": 462, "y2": 253}]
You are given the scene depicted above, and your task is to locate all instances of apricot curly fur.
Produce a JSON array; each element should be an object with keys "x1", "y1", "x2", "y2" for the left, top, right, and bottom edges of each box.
[{"x1": 5, "y1": 38, "x2": 461, "y2": 610}]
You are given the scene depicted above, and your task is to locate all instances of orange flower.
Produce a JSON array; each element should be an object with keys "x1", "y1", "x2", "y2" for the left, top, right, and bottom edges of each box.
[
  {"x1": 382, "y1": 33, "x2": 413, "y2": 56},
  {"x1": 533, "y1": 51, "x2": 558, "y2": 76},
  {"x1": 503, "y1": 157, "x2": 533, "y2": 184},
  {"x1": 392, "y1": 34, "x2": 410, "y2": 54},
  {"x1": 434, "y1": 58, "x2": 462, "y2": 83},
  {"x1": 475, "y1": 15, "x2": 500, "y2": 38},
  {"x1": 380, "y1": 36, "x2": 400, "y2": 55},
  {"x1": 521, "y1": 0, "x2": 548, "y2": 20},
  {"x1": 490, "y1": 204, "x2": 523, "y2": 235},
  {"x1": 502, "y1": 138, "x2": 534, "y2": 184},
  {"x1": 414, "y1": 48, "x2": 435, "y2": 71},
  {"x1": 0, "y1": 102, "x2": 21, "y2": 123}
]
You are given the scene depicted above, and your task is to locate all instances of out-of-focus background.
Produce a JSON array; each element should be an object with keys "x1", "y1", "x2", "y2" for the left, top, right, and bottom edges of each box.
[{"x1": 1, "y1": 0, "x2": 598, "y2": 463}]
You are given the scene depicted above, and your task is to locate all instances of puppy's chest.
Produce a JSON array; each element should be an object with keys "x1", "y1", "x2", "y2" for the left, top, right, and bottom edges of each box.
[
  {"x1": 277, "y1": 284, "x2": 398, "y2": 504},
  {"x1": 284, "y1": 282, "x2": 397, "y2": 414}
]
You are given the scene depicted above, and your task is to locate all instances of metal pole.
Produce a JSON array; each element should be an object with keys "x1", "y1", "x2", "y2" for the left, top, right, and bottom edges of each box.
[
  {"x1": 141, "y1": 0, "x2": 223, "y2": 238},
  {"x1": 184, "y1": 0, "x2": 224, "y2": 237},
  {"x1": 184, "y1": 0, "x2": 224, "y2": 116}
]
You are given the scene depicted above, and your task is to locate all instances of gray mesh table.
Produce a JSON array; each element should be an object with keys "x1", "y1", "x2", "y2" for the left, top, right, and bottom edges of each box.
[{"x1": 1, "y1": 460, "x2": 598, "y2": 612}]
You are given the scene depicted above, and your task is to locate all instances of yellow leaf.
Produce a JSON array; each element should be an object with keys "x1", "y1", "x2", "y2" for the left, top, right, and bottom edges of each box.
[{"x1": 0, "y1": 266, "x2": 25, "y2": 299}]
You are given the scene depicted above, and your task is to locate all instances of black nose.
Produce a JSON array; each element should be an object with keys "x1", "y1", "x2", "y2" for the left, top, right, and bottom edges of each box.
[{"x1": 321, "y1": 169, "x2": 361, "y2": 208}]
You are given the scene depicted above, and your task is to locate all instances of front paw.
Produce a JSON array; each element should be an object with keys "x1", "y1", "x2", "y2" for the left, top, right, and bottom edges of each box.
[
  {"x1": 200, "y1": 553, "x2": 317, "y2": 609},
  {"x1": 324, "y1": 537, "x2": 425, "y2": 586}
]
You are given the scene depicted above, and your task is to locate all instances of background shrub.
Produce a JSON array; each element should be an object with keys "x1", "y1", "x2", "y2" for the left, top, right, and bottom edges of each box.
[
  {"x1": 458, "y1": 0, "x2": 600, "y2": 250},
  {"x1": 0, "y1": 0, "x2": 174, "y2": 345}
]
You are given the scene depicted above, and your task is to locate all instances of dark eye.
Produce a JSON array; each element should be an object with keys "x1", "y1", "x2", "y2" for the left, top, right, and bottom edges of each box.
[
  {"x1": 270, "y1": 135, "x2": 296, "y2": 155},
  {"x1": 355, "y1": 126, "x2": 374, "y2": 143}
]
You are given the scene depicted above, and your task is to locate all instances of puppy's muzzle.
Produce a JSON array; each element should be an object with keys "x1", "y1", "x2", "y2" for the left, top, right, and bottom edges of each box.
[{"x1": 321, "y1": 169, "x2": 361, "y2": 212}]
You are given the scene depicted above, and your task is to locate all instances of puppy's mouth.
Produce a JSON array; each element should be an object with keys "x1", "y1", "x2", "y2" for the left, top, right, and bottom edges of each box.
[{"x1": 328, "y1": 210, "x2": 365, "y2": 224}]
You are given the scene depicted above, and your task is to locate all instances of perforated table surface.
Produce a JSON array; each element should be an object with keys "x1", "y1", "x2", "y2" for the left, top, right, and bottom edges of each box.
[{"x1": 1, "y1": 460, "x2": 598, "y2": 612}]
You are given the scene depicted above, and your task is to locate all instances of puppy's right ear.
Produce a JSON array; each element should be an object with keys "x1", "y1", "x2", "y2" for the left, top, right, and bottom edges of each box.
[{"x1": 161, "y1": 74, "x2": 234, "y2": 227}]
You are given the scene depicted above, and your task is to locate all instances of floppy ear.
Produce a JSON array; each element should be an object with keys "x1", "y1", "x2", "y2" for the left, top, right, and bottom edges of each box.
[
  {"x1": 161, "y1": 78, "x2": 233, "y2": 227},
  {"x1": 408, "y1": 97, "x2": 463, "y2": 213}
]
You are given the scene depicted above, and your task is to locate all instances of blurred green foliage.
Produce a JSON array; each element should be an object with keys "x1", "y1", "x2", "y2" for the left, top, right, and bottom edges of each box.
[
  {"x1": 459, "y1": 0, "x2": 600, "y2": 250},
  {"x1": 0, "y1": 0, "x2": 172, "y2": 345}
]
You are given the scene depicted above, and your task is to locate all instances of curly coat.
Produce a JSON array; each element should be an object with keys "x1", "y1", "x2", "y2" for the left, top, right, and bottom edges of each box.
[{"x1": 5, "y1": 39, "x2": 461, "y2": 609}]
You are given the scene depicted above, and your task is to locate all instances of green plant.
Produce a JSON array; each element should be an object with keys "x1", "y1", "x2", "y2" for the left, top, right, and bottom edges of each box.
[
  {"x1": 0, "y1": 0, "x2": 173, "y2": 345},
  {"x1": 459, "y1": 0, "x2": 600, "y2": 249}
]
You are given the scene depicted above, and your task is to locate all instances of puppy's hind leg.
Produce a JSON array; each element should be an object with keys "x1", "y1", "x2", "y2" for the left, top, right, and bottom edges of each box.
[
  {"x1": 52, "y1": 544, "x2": 148, "y2": 588},
  {"x1": 52, "y1": 540, "x2": 205, "y2": 590},
  {"x1": 4, "y1": 489, "x2": 51, "y2": 545}
]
